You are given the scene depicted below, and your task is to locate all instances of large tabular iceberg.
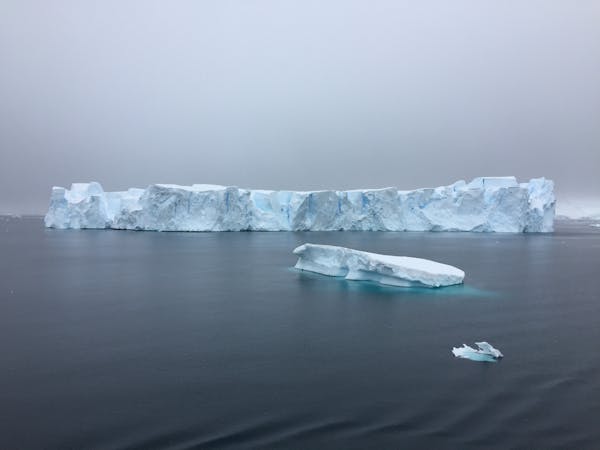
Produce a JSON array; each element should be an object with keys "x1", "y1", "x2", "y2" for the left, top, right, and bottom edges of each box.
[
  {"x1": 44, "y1": 177, "x2": 555, "y2": 232},
  {"x1": 293, "y1": 243, "x2": 465, "y2": 287}
]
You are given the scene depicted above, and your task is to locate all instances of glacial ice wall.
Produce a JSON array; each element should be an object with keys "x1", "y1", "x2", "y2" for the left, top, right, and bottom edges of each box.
[{"x1": 44, "y1": 177, "x2": 555, "y2": 232}]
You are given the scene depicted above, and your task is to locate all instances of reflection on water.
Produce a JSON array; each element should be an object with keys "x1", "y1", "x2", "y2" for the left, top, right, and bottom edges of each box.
[{"x1": 292, "y1": 267, "x2": 499, "y2": 299}]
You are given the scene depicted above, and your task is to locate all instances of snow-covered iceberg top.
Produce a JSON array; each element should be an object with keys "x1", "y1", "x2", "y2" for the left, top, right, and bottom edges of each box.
[
  {"x1": 452, "y1": 342, "x2": 504, "y2": 362},
  {"x1": 44, "y1": 177, "x2": 555, "y2": 232},
  {"x1": 293, "y1": 243, "x2": 465, "y2": 288}
]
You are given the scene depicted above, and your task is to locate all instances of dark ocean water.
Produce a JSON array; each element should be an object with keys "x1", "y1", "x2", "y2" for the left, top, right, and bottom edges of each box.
[{"x1": 1, "y1": 217, "x2": 599, "y2": 449}]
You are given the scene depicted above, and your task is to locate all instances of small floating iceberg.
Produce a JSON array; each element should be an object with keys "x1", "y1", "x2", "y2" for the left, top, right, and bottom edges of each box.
[
  {"x1": 293, "y1": 243, "x2": 465, "y2": 288},
  {"x1": 452, "y1": 342, "x2": 503, "y2": 362}
]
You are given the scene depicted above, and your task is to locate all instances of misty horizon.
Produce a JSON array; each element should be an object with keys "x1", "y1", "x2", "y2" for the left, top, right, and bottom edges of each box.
[{"x1": 1, "y1": 0, "x2": 599, "y2": 214}]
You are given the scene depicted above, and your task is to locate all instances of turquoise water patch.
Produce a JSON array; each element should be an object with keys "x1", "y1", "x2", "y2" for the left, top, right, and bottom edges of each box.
[{"x1": 289, "y1": 267, "x2": 497, "y2": 299}]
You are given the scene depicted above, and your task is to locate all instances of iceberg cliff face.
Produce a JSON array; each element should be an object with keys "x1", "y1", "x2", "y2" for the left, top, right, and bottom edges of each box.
[
  {"x1": 44, "y1": 177, "x2": 555, "y2": 232},
  {"x1": 293, "y1": 243, "x2": 465, "y2": 288}
]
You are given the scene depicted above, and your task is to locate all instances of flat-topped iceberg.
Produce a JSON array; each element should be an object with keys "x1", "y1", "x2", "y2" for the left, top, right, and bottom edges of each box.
[
  {"x1": 452, "y1": 342, "x2": 504, "y2": 362},
  {"x1": 44, "y1": 177, "x2": 555, "y2": 232},
  {"x1": 293, "y1": 243, "x2": 465, "y2": 287}
]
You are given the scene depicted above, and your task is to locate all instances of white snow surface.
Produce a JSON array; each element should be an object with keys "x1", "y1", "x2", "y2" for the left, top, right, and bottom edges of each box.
[
  {"x1": 293, "y1": 243, "x2": 465, "y2": 288},
  {"x1": 452, "y1": 342, "x2": 504, "y2": 362},
  {"x1": 44, "y1": 177, "x2": 555, "y2": 232}
]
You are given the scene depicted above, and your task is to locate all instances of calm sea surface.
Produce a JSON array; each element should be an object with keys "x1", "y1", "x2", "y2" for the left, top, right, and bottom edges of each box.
[{"x1": 1, "y1": 217, "x2": 599, "y2": 449}]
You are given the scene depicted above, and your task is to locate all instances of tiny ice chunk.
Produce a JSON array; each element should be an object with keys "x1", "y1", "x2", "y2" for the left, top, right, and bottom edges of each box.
[{"x1": 452, "y1": 341, "x2": 503, "y2": 362}]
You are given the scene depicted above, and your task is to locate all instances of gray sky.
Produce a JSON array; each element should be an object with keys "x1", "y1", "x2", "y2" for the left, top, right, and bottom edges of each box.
[{"x1": 1, "y1": 0, "x2": 599, "y2": 214}]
